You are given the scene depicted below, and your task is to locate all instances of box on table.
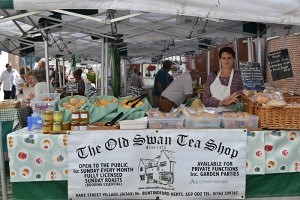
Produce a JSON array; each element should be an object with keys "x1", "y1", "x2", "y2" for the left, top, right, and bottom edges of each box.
[
  {"x1": 31, "y1": 93, "x2": 61, "y2": 114},
  {"x1": 119, "y1": 117, "x2": 148, "y2": 130},
  {"x1": 221, "y1": 114, "x2": 259, "y2": 128},
  {"x1": 184, "y1": 116, "x2": 221, "y2": 128},
  {"x1": 148, "y1": 116, "x2": 184, "y2": 129}
]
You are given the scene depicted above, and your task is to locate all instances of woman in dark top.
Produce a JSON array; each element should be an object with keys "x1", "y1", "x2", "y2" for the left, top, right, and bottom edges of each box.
[
  {"x1": 73, "y1": 69, "x2": 85, "y2": 96},
  {"x1": 202, "y1": 47, "x2": 244, "y2": 112}
]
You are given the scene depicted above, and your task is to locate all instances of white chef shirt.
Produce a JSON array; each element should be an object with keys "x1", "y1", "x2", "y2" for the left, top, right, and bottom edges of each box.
[{"x1": 0, "y1": 69, "x2": 20, "y2": 91}]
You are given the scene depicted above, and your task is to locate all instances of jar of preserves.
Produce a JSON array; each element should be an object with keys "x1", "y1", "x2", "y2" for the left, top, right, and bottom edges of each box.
[
  {"x1": 53, "y1": 111, "x2": 63, "y2": 122},
  {"x1": 72, "y1": 110, "x2": 80, "y2": 122},
  {"x1": 71, "y1": 121, "x2": 79, "y2": 131},
  {"x1": 44, "y1": 111, "x2": 53, "y2": 122},
  {"x1": 62, "y1": 122, "x2": 71, "y2": 131},
  {"x1": 52, "y1": 122, "x2": 62, "y2": 132},
  {"x1": 79, "y1": 121, "x2": 88, "y2": 131},
  {"x1": 43, "y1": 122, "x2": 52, "y2": 134},
  {"x1": 80, "y1": 110, "x2": 89, "y2": 121}
]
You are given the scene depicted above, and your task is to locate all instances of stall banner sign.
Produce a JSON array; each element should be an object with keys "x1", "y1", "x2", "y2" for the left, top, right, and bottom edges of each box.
[
  {"x1": 267, "y1": 49, "x2": 293, "y2": 81},
  {"x1": 68, "y1": 129, "x2": 247, "y2": 200},
  {"x1": 66, "y1": 82, "x2": 78, "y2": 93},
  {"x1": 239, "y1": 62, "x2": 264, "y2": 91}
]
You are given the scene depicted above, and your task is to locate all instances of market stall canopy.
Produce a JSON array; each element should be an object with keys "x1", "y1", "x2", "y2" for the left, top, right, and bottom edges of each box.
[{"x1": 0, "y1": 0, "x2": 300, "y2": 61}]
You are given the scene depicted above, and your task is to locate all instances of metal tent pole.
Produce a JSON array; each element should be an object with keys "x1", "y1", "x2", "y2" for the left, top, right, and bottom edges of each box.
[
  {"x1": 101, "y1": 38, "x2": 104, "y2": 95},
  {"x1": 57, "y1": 59, "x2": 62, "y2": 88},
  {"x1": 62, "y1": 59, "x2": 66, "y2": 87},
  {"x1": 0, "y1": 121, "x2": 8, "y2": 200},
  {"x1": 207, "y1": 49, "x2": 211, "y2": 76},
  {"x1": 105, "y1": 39, "x2": 108, "y2": 96},
  {"x1": 123, "y1": 59, "x2": 127, "y2": 96},
  {"x1": 44, "y1": 31, "x2": 50, "y2": 93}
]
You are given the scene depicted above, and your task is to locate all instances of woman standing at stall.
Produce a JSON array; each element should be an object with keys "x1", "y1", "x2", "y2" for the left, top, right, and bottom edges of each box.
[
  {"x1": 26, "y1": 70, "x2": 53, "y2": 100},
  {"x1": 202, "y1": 47, "x2": 244, "y2": 112}
]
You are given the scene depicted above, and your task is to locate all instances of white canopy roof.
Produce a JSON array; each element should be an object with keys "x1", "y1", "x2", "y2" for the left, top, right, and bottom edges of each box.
[{"x1": 0, "y1": 0, "x2": 299, "y2": 61}]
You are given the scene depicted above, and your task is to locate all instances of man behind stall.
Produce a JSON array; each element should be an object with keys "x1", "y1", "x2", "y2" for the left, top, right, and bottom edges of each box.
[
  {"x1": 152, "y1": 60, "x2": 173, "y2": 108},
  {"x1": 159, "y1": 70, "x2": 199, "y2": 112}
]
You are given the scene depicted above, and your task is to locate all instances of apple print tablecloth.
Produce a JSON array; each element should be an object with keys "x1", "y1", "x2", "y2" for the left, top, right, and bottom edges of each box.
[
  {"x1": 246, "y1": 130, "x2": 300, "y2": 175},
  {"x1": 7, "y1": 128, "x2": 300, "y2": 182},
  {"x1": 7, "y1": 128, "x2": 68, "y2": 182}
]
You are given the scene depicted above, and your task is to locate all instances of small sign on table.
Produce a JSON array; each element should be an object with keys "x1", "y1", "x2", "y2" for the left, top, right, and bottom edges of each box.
[{"x1": 66, "y1": 82, "x2": 78, "y2": 96}]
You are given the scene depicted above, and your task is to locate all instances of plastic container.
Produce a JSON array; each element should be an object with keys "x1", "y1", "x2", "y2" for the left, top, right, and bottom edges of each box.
[
  {"x1": 27, "y1": 115, "x2": 43, "y2": 131},
  {"x1": 31, "y1": 93, "x2": 61, "y2": 115},
  {"x1": 148, "y1": 116, "x2": 184, "y2": 129},
  {"x1": 119, "y1": 117, "x2": 148, "y2": 130},
  {"x1": 184, "y1": 116, "x2": 221, "y2": 128},
  {"x1": 221, "y1": 115, "x2": 259, "y2": 128}
]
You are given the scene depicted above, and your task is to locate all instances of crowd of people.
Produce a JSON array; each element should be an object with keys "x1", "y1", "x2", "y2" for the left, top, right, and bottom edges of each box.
[
  {"x1": 148, "y1": 46, "x2": 244, "y2": 112},
  {"x1": 1, "y1": 46, "x2": 244, "y2": 112},
  {"x1": 0, "y1": 60, "x2": 88, "y2": 103}
]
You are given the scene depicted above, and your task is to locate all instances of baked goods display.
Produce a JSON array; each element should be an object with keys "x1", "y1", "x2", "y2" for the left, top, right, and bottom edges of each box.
[
  {"x1": 221, "y1": 112, "x2": 259, "y2": 128},
  {"x1": 61, "y1": 97, "x2": 87, "y2": 111},
  {"x1": 94, "y1": 98, "x2": 117, "y2": 107}
]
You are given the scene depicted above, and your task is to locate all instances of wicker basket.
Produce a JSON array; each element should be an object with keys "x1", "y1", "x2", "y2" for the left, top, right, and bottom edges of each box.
[
  {"x1": 242, "y1": 95, "x2": 256, "y2": 114},
  {"x1": 254, "y1": 96, "x2": 300, "y2": 129}
]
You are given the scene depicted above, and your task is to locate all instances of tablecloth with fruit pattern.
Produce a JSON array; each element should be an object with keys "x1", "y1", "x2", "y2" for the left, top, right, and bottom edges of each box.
[
  {"x1": 7, "y1": 128, "x2": 67, "y2": 182},
  {"x1": 7, "y1": 128, "x2": 300, "y2": 182},
  {"x1": 246, "y1": 130, "x2": 300, "y2": 175}
]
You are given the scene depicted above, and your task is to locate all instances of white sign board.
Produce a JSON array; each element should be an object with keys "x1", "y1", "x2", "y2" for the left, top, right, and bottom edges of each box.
[{"x1": 68, "y1": 129, "x2": 247, "y2": 199}]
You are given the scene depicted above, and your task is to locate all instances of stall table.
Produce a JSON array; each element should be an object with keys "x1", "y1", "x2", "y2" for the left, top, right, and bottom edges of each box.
[{"x1": 7, "y1": 128, "x2": 300, "y2": 199}]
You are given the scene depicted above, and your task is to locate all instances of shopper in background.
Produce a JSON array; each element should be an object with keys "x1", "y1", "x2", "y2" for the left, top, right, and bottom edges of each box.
[
  {"x1": 202, "y1": 46, "x2": 244, "y2": 112},
  {"x1": 50, "y1": 66, "x2": 68, "y2": 88},
  {"x1": 160, "y1": 70, "x2": 198, "y2": 112},
  {"x1": 130, "y1": 67, "x2": 143, "y2": 89},
  {"x1": 35, "y1": 60, "x2": 47, "y2": 82},
  {"x1": 73, "y1": 69, "x2": 85, "y2": 96},
  {"x1": 152, "y1": 60, "x2": 173, "y2": 107},
  {"x1": 16, "y1": 66, "x2": 30, "y2": 99},
  {"x1": 0, "y1": 63, "x2": 20, "y2": 99}
]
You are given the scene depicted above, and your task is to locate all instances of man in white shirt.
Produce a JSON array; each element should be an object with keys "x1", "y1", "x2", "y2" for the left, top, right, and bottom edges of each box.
[
  {"x1": 0, "y1": 63, "x2": 20, "y2": 99},
  {"x1": 160, "y1": 70, "x2": 199, "y2": 112}
]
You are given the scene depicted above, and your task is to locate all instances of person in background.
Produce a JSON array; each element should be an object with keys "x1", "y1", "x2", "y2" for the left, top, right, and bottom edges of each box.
[
  {"x1": 35, "y1": 60, "x2": 47, "y2": 82},
  {"x1": 0, "y1": 63, "x2": 20, "y2": 99},
  {"x1": 160, "y1": 70, "x2": 198, "y2": 112},
  {"x1": 130, "y1": 67, "x2": 143, "y2": 88},
  {"x1": 73, "y1": 69, "x2": 85, "y2": 96},
  {"x1": 16, "y1": 66, "x2": 30, "y2": 99},
  {"x1": 167, "y1": 73, "x2": 174, "y2": 84},
  {"x1": 152, "y1": 60, "x2": 173, "y2": 108},
  {"x1": 50, "y1": 66, "x2": 68, "y2": 88},
  {"x1": 202, "y1": 46, "x2": 244, "y2": 112},
  {"x1": 26, "y1": 70, "x2": 53, "y2": 101}
]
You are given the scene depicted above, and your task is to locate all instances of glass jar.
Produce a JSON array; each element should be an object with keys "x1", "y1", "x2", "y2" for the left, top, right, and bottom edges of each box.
[
  {"x1": 53, "y1": 111, "x2": 63, "y2": 122},
  {"x1": 71, "y1": 121, "x2": 79, "y2": 131},
  {"x1": 43, "y1": 122, "x2": 52, "y2": 134},
  {"x1": 52, "y1": 122, "x2": 62, "y2": 132},
  {"x1": 44, "y1": 111, "x2": 53, "y2": 122},
  {"x1": 72, "y1": 110, "x2": 80, "y2": 122},
  {"x1": 80, "y1": 110, "x2": 89, "y2": 122},
  {"x1": 79, "y1": 121, "x2": 88, "y2": 131},
  {"x1": 62, "y1": 122, "x2": 71, "y2": 131}
]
